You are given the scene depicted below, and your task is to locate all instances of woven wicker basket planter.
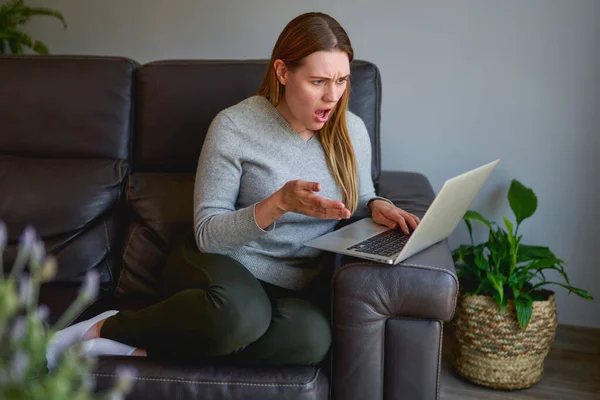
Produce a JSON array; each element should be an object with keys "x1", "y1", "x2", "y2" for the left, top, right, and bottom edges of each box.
[{"x1": 452, "y1": 292, "x2": 558, "y2": 390}]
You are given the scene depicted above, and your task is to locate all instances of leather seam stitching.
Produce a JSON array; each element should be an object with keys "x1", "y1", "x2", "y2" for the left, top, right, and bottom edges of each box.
[
  {"x1": 437, "y1": 321, "x2": 442, "y2": 400},
  {"x1": 335, "y1": 261, "x2": 459, "y2": 317},
  {"x1": 125, "y1": 174, "x2": 132, "y2": 203},
  {"x1": 116, "y1": 159, "x2": 125, "y2": 204},
  {"x1": 103, "y1": 217, "x2": 111, "y2": 253},
  {"x1": 91, "y1": 369, "x2": 320, "y2": 388},
  {"x1": 103, "y1": 217, "x2": 115, "y2": 287},
  {"x1": 116, "y1": 223, "x2": 140, "y2": 293}
]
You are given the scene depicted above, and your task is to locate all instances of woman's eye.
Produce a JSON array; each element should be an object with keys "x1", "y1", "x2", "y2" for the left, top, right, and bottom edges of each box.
[
  {"x1": 312, "y1": 80, "x2": 324, "y2": 85},
  {"x1": 337, "y1": 78, "x2": 348, "y2": 84}
]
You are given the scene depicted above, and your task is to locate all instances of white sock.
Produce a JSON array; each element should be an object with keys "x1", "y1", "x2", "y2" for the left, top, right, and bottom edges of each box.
[
  {"x1": 80, "y1": 338, "x2": 137, "y2": 357},
  {"x1": 46, "y1": 310, "x2": 119, "y2": 371}
]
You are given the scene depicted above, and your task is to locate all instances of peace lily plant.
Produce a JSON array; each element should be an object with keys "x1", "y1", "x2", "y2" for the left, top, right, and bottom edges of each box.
[{"x1": 452, "y1": 179, "x2": 593, "y2": 330}]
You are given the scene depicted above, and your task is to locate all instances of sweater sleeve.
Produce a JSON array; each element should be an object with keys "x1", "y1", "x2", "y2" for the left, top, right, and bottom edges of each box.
[
  {"x1": 351, "y1": 114, "x2": 394, "y2": 218},
  {"x1": 193, "y1": 112, "x2": 274, "y2": 253}
]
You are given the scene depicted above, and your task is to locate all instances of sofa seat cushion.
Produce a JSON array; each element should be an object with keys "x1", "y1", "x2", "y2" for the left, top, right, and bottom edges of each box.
[
  {"x1": 92, "y1": 358, "x2": 327, "y2": 400},
  {"x1": 75, "y1": 294, "x2": 328, "y2": 400}
]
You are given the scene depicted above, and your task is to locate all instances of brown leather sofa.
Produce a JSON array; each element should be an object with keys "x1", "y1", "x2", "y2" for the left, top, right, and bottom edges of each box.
[{"x1": 0, "y1": 55, "x2": 458, "y2": 400}]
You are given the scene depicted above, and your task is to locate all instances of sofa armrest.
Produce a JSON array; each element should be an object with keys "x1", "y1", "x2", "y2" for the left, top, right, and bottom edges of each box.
[{"x1": 330, "y1": 170, "x2": 458, "y2": 400}]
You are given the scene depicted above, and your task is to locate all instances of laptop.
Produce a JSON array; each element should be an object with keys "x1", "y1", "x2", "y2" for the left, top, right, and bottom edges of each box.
[{"x1": 304, "y1": 159, "x2": 499, "y2": 264}]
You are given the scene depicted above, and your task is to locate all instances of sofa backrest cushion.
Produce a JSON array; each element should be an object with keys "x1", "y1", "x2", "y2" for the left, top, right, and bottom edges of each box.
[
  {"x1": 0, "y1": 56, "x2": 136, "y2": 285},
  {"x1": 133, "y1": 60, "x2": 382, "y2": 179},
  {"x1": 115, "y1": 59, "x2": 383, "y2": 296}
]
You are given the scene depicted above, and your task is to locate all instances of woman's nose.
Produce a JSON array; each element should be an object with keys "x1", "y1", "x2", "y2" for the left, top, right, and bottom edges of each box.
[{"x1": 323, "y1": 84, "x2": 341, "y2": 103}]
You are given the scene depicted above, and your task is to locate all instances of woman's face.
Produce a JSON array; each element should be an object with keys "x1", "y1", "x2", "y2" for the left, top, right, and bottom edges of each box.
[{"x1": 275, "y1": 50, "x2": 350, "y2": 134}]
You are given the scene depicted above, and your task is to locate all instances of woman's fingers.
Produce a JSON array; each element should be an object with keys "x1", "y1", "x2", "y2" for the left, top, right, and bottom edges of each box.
[
  {"x1": 380, "y1": 207, "x2": 420, "y2": 234},
  {"x1": 308, "y1": 195, "x2": 350, "y2": 220}
]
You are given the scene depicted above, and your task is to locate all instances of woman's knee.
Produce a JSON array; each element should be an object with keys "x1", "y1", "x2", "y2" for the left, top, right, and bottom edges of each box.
[
  {"x1": 206, "y1": 282, "x2": 272, "y2": 353},
  {"x1": 278, "y1": 299, "x2": 332, "y2": 365}
]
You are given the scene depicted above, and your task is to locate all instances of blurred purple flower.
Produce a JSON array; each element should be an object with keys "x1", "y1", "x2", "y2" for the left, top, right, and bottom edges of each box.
[
  {"x1": 36, "y1": 304, "x2": 50, "y2": 321},
  {"x1": 30, "y1": 239, "x2": 46, "y2": 266},
  {"x1": 40, "y1": 256, "x2": 58, "y2": 282},
  {"x1": 18, "y1": 273, "x2": 32, "y2": 305},
  {"x1": 115, "y1": 365, "x2": 138, "y2": 393},
  {"x1": 107, "y1": 391, "x2": 124, "y2": 400},
  {"x1": 0, "y1": 220, "x2": 6, "y2": 249},
  {"x1": 10, "y1": 351, "x2": 29, "y2": 382},
  {"x1": 19, "y1": 225, "x2": 37, "y2": 253},
  {"x1": 10, "y1": 317, "x2": 26, "y2": 343},
  {"x1": 81, "y1": 374, "x2": 95, "y2": 391},
  {"x1": 80, "y1": 269, "x2": 99, "y2": 300}
]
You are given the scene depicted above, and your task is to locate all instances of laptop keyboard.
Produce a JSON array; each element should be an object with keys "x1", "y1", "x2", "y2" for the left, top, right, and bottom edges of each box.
[{"x1": 346, "y1": 229, "x2": 409, "y2": 257}]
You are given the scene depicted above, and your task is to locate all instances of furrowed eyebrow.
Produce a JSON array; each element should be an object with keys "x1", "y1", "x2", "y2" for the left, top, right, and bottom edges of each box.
[{"x1": 309, "y1": 74, "x2": 351, "y2": 80}]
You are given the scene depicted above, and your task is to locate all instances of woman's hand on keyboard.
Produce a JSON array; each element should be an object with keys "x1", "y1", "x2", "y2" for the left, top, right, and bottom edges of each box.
[{"x1": 369, "y1": 200, "x2": 420, "y2": 235}]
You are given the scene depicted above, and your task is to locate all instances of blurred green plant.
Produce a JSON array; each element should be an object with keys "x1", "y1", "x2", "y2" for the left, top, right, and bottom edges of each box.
[
  {"x1": 0, "y1": 221, "x2": 135, "y2": 400},
  {"x1": 0, "y1": 0, "x2": 67, "y2": 54},
  {"x1": 452, "y1": 179, "x2": 593, "y2": 330}
]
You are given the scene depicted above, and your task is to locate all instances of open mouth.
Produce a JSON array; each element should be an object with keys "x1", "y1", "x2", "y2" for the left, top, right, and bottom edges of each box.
[{"x1": 314, "y1": 108, "x2": 332, "y2": 123}]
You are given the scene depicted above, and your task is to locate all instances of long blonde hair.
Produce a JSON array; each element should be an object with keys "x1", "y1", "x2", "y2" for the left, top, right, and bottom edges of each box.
[{"x1": 257, "y1": 12, "x2": 359, "y2": 213}]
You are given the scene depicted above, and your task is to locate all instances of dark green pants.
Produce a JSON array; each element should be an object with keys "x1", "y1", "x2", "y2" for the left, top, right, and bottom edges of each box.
[{"x1": 101, "y1": 234, "x2": 332, "y2": 366}]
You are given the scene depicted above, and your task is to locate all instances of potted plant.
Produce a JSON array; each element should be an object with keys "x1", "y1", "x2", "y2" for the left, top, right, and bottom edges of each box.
[
  {"x1": 451, "y1": 179, "x2": 593, "y2": 390},
  {"x1": 0, "y1": 0, "x2": 66, "y2": 54},
  {"x1": 0, "y1": 221, "x2": 135, "y2": 399}
]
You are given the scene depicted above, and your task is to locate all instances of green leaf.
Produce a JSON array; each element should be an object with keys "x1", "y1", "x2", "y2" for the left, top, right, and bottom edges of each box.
[
  {"x1": 515, "y1": 297, "x2": 533, "y2": 330},
  {"x1": 520, "y1": 292, "x2": 534, "y2": 302},
  {"x1": 0, "y1": 28, "x2": 32, "y2": 54},
  {"x1": 463, "y1": 210, "x2": 492, "y2": 230},
  {"x1": 464, "y1": 218, "x2": 473, "y2": 244},
  {"x1": 530, "y1": 281, "x2": 594, "y2": 300},
  {"x1": 503, "y1": 217, "x2": 516, "y2": 256},
  {"x1": 21, "y1": 7, "x2": 67, "y2": 28},
  {"x1": 504, "y1": 217, "x2": 514, "y2": 237},
  {"x1": 517, "y1": 245, "x2": 554, "y2": 263},
  {"x1": 493, "y1": 291, "x2": 503, "y2": 310},
  {"x1": 474, "y1": 278, "x2": 492, "y2": 296},
  {"x1": 508, "y1": 180, "x2": 537, "y2": 225},
  {"x1": 525, "y1": 260, "x2": 571, "y2": 286},
  {"x1": 453, "y1": 243, "x2": 486, "y2": 269},
  {"x1": 474, "y1": 251, "x2": 489, "y2": 271},
  {"x1": 32, "y1": 40, "x2": 48, "y2": 54},
  {"x1": 7, "y1": 37, "x2": 21, "y2": 54},
  {"x1": 487, "y1": 273, "x2": 506, "y2": 305},
  {"x1": 512, "y1": 286, "x2": 520, "y2": 301}
]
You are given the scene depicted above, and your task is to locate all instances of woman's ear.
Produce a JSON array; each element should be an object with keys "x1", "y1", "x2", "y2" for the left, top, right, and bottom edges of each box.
[{"x1": 273, "y1": 59, "x2": 288, "y2": 85}]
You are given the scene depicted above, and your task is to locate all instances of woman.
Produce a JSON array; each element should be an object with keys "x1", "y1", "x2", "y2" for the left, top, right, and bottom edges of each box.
[{"x1": 46, "y1": 12, "x2": 420, "y2": 370}]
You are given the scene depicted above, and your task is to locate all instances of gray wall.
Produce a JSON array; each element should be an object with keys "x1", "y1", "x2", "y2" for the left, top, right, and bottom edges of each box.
[{"x1": 19, "y1": 0, "x2": 600, "y2": 328}]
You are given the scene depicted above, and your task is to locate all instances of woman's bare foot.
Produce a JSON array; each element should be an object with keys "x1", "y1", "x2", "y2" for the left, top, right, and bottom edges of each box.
[
  {"x1": 79, "y1": 338, "x2": 145, "y2": 358},
  {"x1": 132, "y1": 348, "x2": 147, "y2": 356},
  {"x1": 80, "y1": 320, "x2": 147, "y2": 357}
]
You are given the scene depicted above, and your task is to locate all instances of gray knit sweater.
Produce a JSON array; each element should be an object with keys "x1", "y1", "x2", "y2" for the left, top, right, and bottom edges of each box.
[{"x1": 193, "y1": 95, "x2": 391, "y2": 290}]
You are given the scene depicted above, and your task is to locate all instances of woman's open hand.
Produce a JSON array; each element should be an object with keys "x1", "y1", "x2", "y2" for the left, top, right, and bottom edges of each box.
[{"x1": 276, "y1": 180, "x2": 351, "y2": 220}]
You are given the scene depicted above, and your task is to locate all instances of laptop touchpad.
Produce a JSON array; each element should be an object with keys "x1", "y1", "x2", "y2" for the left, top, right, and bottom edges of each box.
[{"x1": 330, "y1": 227, "x2": 380, "y2": 240}]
